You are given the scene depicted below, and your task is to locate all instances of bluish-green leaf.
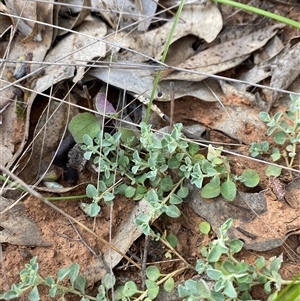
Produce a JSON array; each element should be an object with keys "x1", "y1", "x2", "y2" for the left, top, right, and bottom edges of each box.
[
  {"x1": 101, "y1": 273, "x2": 116, "y2": 290},
  {"x1": 169, "y1": 194, "x2": 183, "y2": 205},
  {"x1": 177, "y1": 186, "x2": 189, "y2": 198},
  {"x1": 80, "y1": 203, "x2": 101, "y2": 217},
  {"x1": 259, "y1": 111, "x2": 271, "y2": 122},
  {"x1": 229, "y1": 239, "x2": 243, "y2": 253},
  {"x1": 201, "y1": 182, "x2": 220, "y2": 199},
  {"x1": 223, "y1": 280, "x2": 237, "y2": 298},
  {"x1": 125, "y1": 186, "x2": 136, "y2": 198},
  {"x1": 74, "y1": 275, "x2": 86, "y2": 294},
  {"x1": 240, "y1": 169, "x2": 260, "y2": 187},
  {"x1": 265, "y1": 165, "x2": 282, "y2": 177},
  {"x1": 164, "y1": 277, "x2": 175, "y2": 293},
  {"x1": 67, "y1": 263, "x2": 80, "y2": 285},
  {"x1": 160, "y1": 176, "x2": 174, "y2": 192},
  {"x1": 28, "y1": 286, "x2": 39, "y2": 301},
  {"x1": 273, "y1": 131, "x2": 286, "y2": 145},
  {"x1": 146, "y1": 280, "x2": 159, "y2": 300},
  {"x1": 165, "y1": 205, "x2": 181, "y2": 218},
  {"x1": 220, "y1": 180, "x2": 236, "y2": 201},
  {"x1": 86, "y1": 184, "x2": 98, "y2": 198},
  {"x1": 146, "y1": 266, "x2": 161, "y2": 281},
  {"x1": 206, "y1": 268, "x2": 222, "y2": 280},
  {"x1": 122, "y1": 281, "x2": 138, "y2": 297}
]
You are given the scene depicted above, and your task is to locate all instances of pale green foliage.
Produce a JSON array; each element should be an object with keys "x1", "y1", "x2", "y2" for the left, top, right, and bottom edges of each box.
[
  {"x1": 79, "y1": 122, "x2": 259, "y2": 234},
  {"x1": 0, "y1": 256, "x2": 100, "y2": 301},
  {"x1": 249, "y1": 94, "x2": 300, "y2": 176},
  {"x1": 2, "y1": 220, "x2": 296, "y2": 301},
  {"x1": 178, "y1": 219, "x2": 289, "y2": 301}
]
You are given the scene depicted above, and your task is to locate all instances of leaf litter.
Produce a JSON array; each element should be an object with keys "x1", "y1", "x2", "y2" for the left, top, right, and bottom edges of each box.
[{"x1": 0, "y1": 0, "x2": 300, "y2": 298}]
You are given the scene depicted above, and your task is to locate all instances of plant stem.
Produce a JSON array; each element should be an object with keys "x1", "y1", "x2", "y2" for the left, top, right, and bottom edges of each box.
[
  {"x1": 135, "y1": 266, "x2": 187, "y2": 301},
  {"x1": 161, "y1": 177, "x2": 185, "y2": 206},
  {"x1": 144, "y1": 0, "x2": 186, "y2": 123},
  {"x1": 212, "y1": 0, "x2": 300, "y2": 29},
  {"x1": 46, "y1": 195, "x2": 87, "y2": 201}
]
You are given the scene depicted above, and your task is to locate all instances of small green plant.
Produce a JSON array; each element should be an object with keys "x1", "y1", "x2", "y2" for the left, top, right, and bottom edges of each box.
[
  {"x1": 249, "y1": 94, "x2": 300, "y2": 176},
  {"x1": 2, "y1": 219, "x2": 297, "y2": 301},
  {"x1": 0, "y1": 256, "x2": 115, "y2": 301},
  {"x1": 178, "y1": 218, "x2": 297, "y2": 301},
  {"x1": 75, "y1": 122, "x2": 259, "y2": 234}
]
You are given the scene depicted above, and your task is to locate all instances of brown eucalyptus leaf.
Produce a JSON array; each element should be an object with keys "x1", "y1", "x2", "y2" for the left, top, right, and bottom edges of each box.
[
  {"x1": 105, "y1": 1, "x2": 222, "y2": 61},
  {"x1": 36, "y1": 15, "x2": 106, "y2": 89},
  {"x1": 92, "y1": 0, "x2": 141, "y2": 30},
  {"x1": 231, "y1": 36, "x2": 284, "y2": 92},
  {"x1": 0, "y1": 196, "x2": 51, "y2": 246},
  {"x1": 137, "y1": 0, "x2": 158, "y2": 31},
  {"x1": 162, "y1": 23, "x2": 285, "y2": 82},
  {"x1": 254, "y1": 35, "x2": 284, "y2": 64},
  {"x1": 268, "y1": 42, "x2": 300, "y2": 111},
  {"x1": 180, "y1": 96, "x2": 266, "y2": 144},
  {"x1": 87, "y1": 67, "x2": 224, "y2": 102},
  {"x1": 4, "y1": 0, "x2": 48, "y2": 42},
  {"x1": 1, "y1": 3, "x2": 54, "y2": 168},
  {"x1": 0, "y1": 3, "x2": 13, "y2": 36},
  {"x1": 17, "y1": 98, "x2": 78, "y2": 184}
]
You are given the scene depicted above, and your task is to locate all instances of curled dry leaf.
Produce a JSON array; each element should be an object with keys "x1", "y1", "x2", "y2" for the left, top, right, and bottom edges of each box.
[
  {"x1": 35, "y1": 15, "x2": 107, "y2": 91},
  {"x1": 268, "y1": 41, "x2": 300, "y2": 111},
  {"x1": 106, "y1": 1, "x2": 222, "y2": 61},
  {"x1": 137, "y1": 0, "x2": 158, "y2": 31},
  {"x1": 17, "y1": 96, "x2": 78, "y2": 184},
  {"x1": 92, "y1": 0, "x2": 157, "y2": 31},
  {"x1": 83, "y1": 198, "x2": 152, "y2": 285},
  {"x1": 4, "y1": 0, "x2": 45, "y2": 42},
  {"x1": 95, "y1": 92, "x2": 117, "y2": 115},
  {"x1": 91, "y1": 0, "x2": 143, "y2": 30},
  {"x1": 87, "y1": 67, "x2": 225, "y2": 102},
  {"x1": 57, "y1": 0, "x2": 91, "y2": 36},
  {"x1": 1, "y1": 2, "x2": 54, "y2": 168},
  {"x1": 162, "y1": 23, "x2": 285, "y2": 82},
  {"x1": 188, "y1": 180, "x2": 300, "y2": 252}
]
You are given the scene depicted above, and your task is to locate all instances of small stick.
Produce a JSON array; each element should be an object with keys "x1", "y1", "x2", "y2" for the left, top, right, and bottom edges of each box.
[
  {"x1": 135, "y1": 94, "x2": 170, "y2": 122},
  {"x1": 68, "y1": 217, "x2": 110, "y2": 272},
  {"x1": 141, "y1": 235, "x2": 149, "y2": 289},
  {"x1": 83, "y1": 85, "x2": 92, "y2": 110},
  {"x1": 169, "y1": 82, "x2": 175, "y2": 133},
  {"x1": 236, "y1": 227, "x2": 257, "y2": 240}
]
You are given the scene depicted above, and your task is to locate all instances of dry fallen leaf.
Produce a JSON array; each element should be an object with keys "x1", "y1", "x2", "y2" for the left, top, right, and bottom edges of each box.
[
  {"x1": 0, "y1": 2, "x2": 54, "y2": 168},
  {"x1": 5, "y1": 0, "x2": 44, "y2": 42},
  {"x1": 268, "y1": 41, "x2": 300, "y2": 111},
  {"x1": 57, "y1": 0, "x2": 91, "y2": 36},
  {"x1": 162, "y1": 23, "x2": 285, "y2": 81},
  {"x1": 105, "y1": 1, "x2": 222, "y2": 61},
  {"x1": 36, "y1": 15, "x2": 107, "y2": 88},
  {"x1": 188, "y1": 178, "x2": 300, "y2": 252},
  {"x1": 87, "y1": 66, "x2": 225, "y2": 102}
]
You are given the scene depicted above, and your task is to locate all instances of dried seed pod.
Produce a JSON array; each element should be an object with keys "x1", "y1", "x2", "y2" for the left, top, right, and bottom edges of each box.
[{"x1": 269, "y1": 176, "x2": 285, "y2": 201}]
